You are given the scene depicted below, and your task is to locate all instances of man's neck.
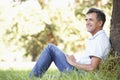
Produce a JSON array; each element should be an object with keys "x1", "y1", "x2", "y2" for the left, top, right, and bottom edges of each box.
[{"x1": 91, "y1": 28, "x2": 102, "y2": 36}]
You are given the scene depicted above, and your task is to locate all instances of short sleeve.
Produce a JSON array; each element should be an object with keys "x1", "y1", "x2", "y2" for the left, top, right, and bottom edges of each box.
[
  {"x1": 89, "y1": 41, "x2": 105, "y2": 59},
  {"x1": 88, "y1": 36, "x2": 111, "y2": 61}
]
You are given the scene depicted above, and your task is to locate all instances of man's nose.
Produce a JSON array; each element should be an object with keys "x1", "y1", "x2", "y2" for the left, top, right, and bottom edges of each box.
[{"x1": 86, "y1": 20, "x2": 90, "y2": 25}]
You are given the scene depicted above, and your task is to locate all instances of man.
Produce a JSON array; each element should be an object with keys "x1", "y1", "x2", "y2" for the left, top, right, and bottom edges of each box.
[{"x1": 29, "y1": 8, "x2": 111, "y2": 78}]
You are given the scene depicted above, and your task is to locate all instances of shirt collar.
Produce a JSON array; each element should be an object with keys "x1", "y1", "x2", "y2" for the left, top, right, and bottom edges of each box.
[{"x1": 89, "y1": 30, "x2": 105, "y2": 40}]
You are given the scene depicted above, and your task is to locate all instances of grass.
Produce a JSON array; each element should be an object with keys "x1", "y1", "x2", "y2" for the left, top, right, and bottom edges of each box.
[
  {"x1": 0, "y1": 55, "x2": 119, "y2": 80},
  {"x1": 0, "y1": 69, "x2": 118, "y2": 80}
]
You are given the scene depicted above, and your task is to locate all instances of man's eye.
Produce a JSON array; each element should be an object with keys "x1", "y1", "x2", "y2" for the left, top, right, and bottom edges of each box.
[{"x1": 89, "y1": 19, "x2": 93, "y2": 21}]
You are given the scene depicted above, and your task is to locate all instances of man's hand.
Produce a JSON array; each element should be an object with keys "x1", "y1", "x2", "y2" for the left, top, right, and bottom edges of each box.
[
  {"x1": 66, "y1": 54, "x2": 101, "y2": 71},
  {"x1": 65, "y1": 55, "x2": 76, "y2": 66}
]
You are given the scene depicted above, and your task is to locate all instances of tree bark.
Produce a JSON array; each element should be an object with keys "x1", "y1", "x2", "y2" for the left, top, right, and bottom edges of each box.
[{"x1": 110, "y1": 0, "x2": 120, "y2": 56}]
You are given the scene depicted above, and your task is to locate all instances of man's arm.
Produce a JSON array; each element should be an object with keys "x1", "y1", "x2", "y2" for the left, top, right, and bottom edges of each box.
[{"x1": 66, "y1": 55, "x2": 101, "y2": 71}]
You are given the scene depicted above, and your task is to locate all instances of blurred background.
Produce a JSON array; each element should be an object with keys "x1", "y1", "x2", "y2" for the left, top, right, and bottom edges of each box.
[{"x1": 0, "y1": 0, "x2": 112, "y2": 70}]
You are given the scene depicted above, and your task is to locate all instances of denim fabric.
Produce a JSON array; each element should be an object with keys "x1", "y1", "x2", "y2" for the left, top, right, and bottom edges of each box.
[{"x1": 29, "y1": 43, "x2": 74, "y2": 77}]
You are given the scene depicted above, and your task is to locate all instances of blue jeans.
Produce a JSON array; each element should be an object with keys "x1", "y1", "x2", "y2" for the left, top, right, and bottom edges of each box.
[{"x1": 29, "y1": 43, "x2": 74, "y2": 77}]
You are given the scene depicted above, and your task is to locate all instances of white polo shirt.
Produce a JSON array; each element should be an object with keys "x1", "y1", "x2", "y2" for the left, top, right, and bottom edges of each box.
[{"x1": 74, "y1": 30, "x2": 111, "y2": 64}]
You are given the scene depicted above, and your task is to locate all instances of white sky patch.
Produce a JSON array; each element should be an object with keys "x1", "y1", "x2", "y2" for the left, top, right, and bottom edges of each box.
[{"x1": 49, "y1": 0, "x2": 75, "y2": 9}]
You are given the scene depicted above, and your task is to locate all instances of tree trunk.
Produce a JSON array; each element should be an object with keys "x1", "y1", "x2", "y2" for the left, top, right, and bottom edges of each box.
[
  {"x1": 110, "y1": 0, "x2": 120, "y2": 56},
  {"x1": 32, "y1": 55, "x2": 37, "y2": 61}
]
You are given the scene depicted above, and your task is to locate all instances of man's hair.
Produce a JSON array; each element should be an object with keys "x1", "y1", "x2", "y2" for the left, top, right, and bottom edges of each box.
[{"x1": 87, "y1": 8, "x2": 106, "y2": 27}]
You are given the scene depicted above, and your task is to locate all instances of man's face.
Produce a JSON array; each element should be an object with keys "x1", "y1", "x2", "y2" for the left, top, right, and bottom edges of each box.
[{"x1": 85, "y1": 12, "x2": 102, "y2": 35}]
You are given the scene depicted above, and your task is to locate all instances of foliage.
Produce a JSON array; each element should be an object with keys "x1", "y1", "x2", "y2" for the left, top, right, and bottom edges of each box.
[
  {"x1": 75, "y1": 0, "x2": 113, "y2": 20},
  {"x1": 20, "y1": 23, "x2": 60, "y2": 61},
  {"x1": 1, "y1": 0, "x2": 112, "y2": 61}
]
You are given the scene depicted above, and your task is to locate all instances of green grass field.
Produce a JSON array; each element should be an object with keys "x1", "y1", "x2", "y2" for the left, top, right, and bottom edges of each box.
[
  {"x1": 0, "y1": 56, "x2": 119, "y2": 80},
  {"x1": 0, "y1": 69, "x2": 118, "y2": 80}
]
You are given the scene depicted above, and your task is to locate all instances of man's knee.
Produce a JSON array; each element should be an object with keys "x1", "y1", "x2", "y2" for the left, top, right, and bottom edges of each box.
[{"x1": 47, "y1": 43, "x2": 56, "y2": 48}]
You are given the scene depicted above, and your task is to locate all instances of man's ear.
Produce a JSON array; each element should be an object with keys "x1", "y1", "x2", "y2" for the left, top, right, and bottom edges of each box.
[{"x1": 98, "y1": 20, "x2": 103, "y2": 27}]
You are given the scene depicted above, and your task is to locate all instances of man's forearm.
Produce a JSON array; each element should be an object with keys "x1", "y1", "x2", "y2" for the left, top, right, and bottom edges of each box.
[
  {"x1": 72, "y1": 62, "x2": 95, "y2": 71},
  {"x1": 72, "y1": 57, "x2": 101, "y2": 71}
]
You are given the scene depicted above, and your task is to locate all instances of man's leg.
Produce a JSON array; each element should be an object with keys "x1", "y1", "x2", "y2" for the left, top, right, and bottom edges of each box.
[{"x1": 29, "y1": 43, "x2": 73, "y2": 77}]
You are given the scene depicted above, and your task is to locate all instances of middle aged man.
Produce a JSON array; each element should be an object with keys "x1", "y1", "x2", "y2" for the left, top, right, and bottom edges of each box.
[{"x1": 29, "y1": 8, "x2": 111, "y2": 78}]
